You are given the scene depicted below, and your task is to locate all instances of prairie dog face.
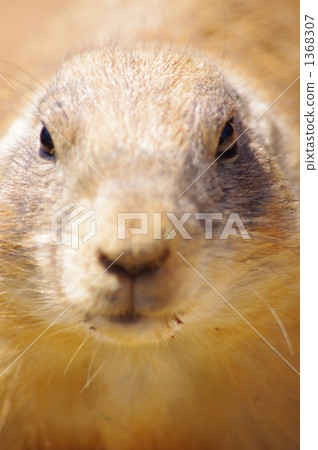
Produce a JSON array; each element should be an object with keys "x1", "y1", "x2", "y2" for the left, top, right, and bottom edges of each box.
[{"x1": 1, "y1": 47, "x2": 294, "y2": 345}]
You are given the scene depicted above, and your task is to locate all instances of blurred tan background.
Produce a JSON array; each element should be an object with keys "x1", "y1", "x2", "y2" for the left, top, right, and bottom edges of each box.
[{"x1": 0, "y1": 0, "x2": 299, "y2": 136}]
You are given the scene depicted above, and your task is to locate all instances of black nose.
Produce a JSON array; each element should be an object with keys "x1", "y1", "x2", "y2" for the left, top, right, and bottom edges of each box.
[{"x1": 98, "y1": 248, "x2": 170, "y2": 277}]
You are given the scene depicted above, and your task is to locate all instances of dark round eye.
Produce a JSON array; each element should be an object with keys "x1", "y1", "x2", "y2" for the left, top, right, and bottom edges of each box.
[
  {"x1": 39, "y1": 126, "x2": 55, "y2": 159},
  {"x1": 217, "y1": 120, "x2": 237, "y2": 159}
]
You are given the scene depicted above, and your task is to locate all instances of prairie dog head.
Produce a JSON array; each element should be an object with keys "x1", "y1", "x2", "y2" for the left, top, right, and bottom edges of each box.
[{"x1": 1, "y1": 47, "x2": 297, "y2": 345}]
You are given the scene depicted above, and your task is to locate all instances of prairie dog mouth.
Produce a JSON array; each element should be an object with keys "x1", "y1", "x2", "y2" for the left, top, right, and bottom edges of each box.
[
  {"x1": 106, "y1": 311, "x2": 184, "y2": 327},
  {"x1": 108, "y1": 311, "x2": 143, "y2": 325},
  {"x1": 82, "y1": 310, "x2": 185, "y2": 344}
]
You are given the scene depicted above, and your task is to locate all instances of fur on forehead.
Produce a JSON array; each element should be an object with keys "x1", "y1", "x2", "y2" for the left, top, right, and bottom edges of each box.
[{"x1": 39, "y1": 47, "x2": 237, "y2": 127}]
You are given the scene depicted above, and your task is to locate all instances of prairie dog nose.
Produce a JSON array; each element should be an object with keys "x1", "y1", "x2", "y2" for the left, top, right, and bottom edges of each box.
[
  {"x1": 98, "y1": 242, "x2": 170, "y2": 276},
  {"x1": 95, "y1": 195, "x2": 176, "y2": 276}
]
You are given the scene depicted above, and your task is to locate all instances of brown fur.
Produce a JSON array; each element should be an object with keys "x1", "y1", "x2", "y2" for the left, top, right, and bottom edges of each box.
[{"x1": 0, "y1": 1, "x2": 299, "y2": 449}]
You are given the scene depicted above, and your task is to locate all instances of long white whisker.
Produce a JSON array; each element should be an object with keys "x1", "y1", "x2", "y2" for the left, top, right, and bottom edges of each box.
[
  {"x1": 255, "y1": 292, "x2": 294, "y2": 357},
  {"x1": 81, "y1": 362, "x2": 105, "y2": 394},
  {"x1": 63, "y1": 337, "x2": 89, "y2": 376}
]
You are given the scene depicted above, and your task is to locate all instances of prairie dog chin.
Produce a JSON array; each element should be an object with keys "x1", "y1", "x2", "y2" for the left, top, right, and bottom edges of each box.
[{"x1": 0, "y1": 2, "x2": 299, "y2": 449}]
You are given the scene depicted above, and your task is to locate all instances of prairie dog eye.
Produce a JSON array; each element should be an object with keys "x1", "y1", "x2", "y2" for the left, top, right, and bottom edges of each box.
[
  {"x1": 217, "y1": 120, "x2": 237, "y2": 159},
  {"x1": 39, "y1": 126, "x2": 55, "y2": 159}
]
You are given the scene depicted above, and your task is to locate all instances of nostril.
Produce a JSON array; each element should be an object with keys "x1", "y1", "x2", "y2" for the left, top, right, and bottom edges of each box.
[
  {"x1": 98, "y1": 248, "x2": 170, "y2": 277},
  {"x1": 98, "y1": 252, "x2": 126, "y2": 276}
]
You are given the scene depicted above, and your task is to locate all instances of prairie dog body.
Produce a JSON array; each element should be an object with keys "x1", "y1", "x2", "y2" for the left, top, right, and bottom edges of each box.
[{"x1": 0, "y1": 1, "x2": 299, "y2": 449}]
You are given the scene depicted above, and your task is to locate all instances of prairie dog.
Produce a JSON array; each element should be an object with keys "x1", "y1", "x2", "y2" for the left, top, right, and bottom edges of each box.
[{"x1": 0, "y1": 1, "x2": 299, "y2": 449}]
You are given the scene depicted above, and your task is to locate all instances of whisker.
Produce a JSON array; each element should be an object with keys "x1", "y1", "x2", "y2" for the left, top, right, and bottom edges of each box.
[
  {"x1": 81, "y1": 361, "x2": 104, "y2": 394},
  {"x1": 0, "y1": 72, "x2": 42, "y2": 99},
  {"x1": 0, "y1": 60, "x2": 46, "y2": 90},
  {"x1": 255, "y1": 292, "x2": 294, "y2": 356},
  {"x1": 63, "y1": 336, "x2": 89, "y2": 375},
  {"x1": 86, "y1": 343, "x2": 99, "y2": 385}
]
